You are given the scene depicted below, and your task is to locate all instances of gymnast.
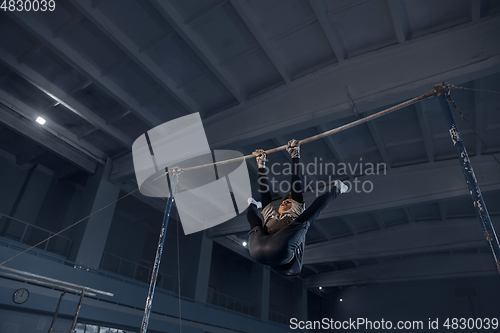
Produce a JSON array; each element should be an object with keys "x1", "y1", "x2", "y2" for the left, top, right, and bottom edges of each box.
[{"x1": 246, "y1": 140, "x2": 347, "y2": 276}]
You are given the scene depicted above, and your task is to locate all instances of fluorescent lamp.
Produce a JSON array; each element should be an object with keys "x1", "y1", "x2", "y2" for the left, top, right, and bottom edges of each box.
[{"x1": 36, "y1": 116, "x2": 46, "y2": 125}]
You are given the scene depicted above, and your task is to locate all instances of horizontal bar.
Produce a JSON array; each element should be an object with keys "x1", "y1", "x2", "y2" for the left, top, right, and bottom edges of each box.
[{"x1": 0, "y1": 266, "x2": 113, "y2": 296}]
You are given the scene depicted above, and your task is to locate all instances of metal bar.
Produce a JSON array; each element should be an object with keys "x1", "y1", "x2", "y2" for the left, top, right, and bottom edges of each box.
[
  {"x1": 117, "y1": 256, "x2": 122, "y2": 274},
  {"x1": 48, "y1": 292, "x2": 65, "y2": 333},
  {"x1": 69, "y1": 289, "x2": 85, "y2": 333},
  {"x1": 44, "y1": 233, "x2": 50, "y2": 251},
  {"x1": 0, "y1": 271, "x2": 95, "y2": 296},
  {"x1": 436, "y1": 87, "x2": 500, "y2": 274},
  {"x1": 20, "y1": 223, "x2": 28, "y2": 243},
  {"x1": 0, "y1": 266, "x2": 113, "y2": 296},
  {"x1": 140, "y1": 171, "x2": 179, "y2": 333},
  {"x1": 181, "y1": 89, "x2": 437, "y2": 172}
]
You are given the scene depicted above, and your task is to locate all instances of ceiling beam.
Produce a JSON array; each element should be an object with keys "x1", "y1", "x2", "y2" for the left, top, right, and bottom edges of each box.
[
  {"x1": 67, "y1": 78, "x2": 93, "y2": 96},
  {"x1": 315, "y1": 125, "x2": 350, "y2": 178},
  {"x1": 149, "y1": 0, "x2": 245, "y2": 103},
  {"x1": 344, "y1": 97, "x2": 391, "y2": 170},
  {"x1": 308, "y1": 0, "x2": 346, "y2": 62},
  {"x1": 310, "y1": 156, "x2": 500, "y2": 220},
  {"x1": 16, "y1": 149, "x2": 46, "y2": 165},
  {"x1": 471, "y1": 0, "x2": 481, "y2": 21},
  {"x1": 0, "y1": 88, "x2": 106, "y2": 162},
  {"x1": 304, "y1": 264, "x2": 320, "y2": 275},
  {"x1": 184, "y1": 0, "x2": 228, "y2": 25},
  {"x1": 438, "y1": 201, "x2": 447, "y2": 221},
  {"x1": 305, "y1": 252, "x2": 496, "y2": 287},
  {"x1": 387, "y1": 0, "x2": 410, "y2": 43},
  {"x1": 371, "y1": 212, "x2": 386, "y2": 230},
  {"x1": 229, "y1": 0, "x2": 290, "y2": 83},
  {"x1": 106, "y1": 110, "x2": 131, "y2": 125},
  {"x1": 139, "y1": 31, "x2": 176, "y2": 54},
  {"x1": 57, "y1": 167, "x2": 81, "y2": 181},
  {"x1": 17, "y1": 42, "x2": 42, "y2": 65},
  {"x1": 403, "y1": 207, "x2": 414, "y2": 223},
  {"x1": 205, "y1": 155, "x2": 500, "y2": 237},
  {"x1": 0, "y1": 48, "x2": 132, "y2": 149},
  {"x1": 415, "y1": 102, "x2": 435, "y2": 162},
  {"x1": 268, "y1": 16, "x2": 317, "y2": 42},
  {"x1": 78, "y1": 127, "x2": 99, "y2": 140},
  {"x1": 0, "y1": 105, "x2": 97, "y2": 173},
  {"x1": 8, "y1": 11, "x2": 161, "y2": 127},
  {"x1": 104, "y1": 16, "x2": 500, "y2": 182},
  {"x1": 90, "y1": 0, "x2": 104, "y2": 9},
  {"x1": 365, "y1": 120, "x2": 391, "y2": 169},
  {"x1": 52, "y1": 13, "x2": 84, "y2": 38},
  {"x1": 72, "y1": 0, "x2": 198, "y2": 115},
  {"x1": 202, "y1": 15, "x2": 500, "y2": 148},
  {"x1": 303, "y1": 217, "x2": 497, "y2": 264},
  {"x1": 312, "y1": 220, "x2": 333, "y2": 241},
  {"x1": 340, "y1": 217, "x2": 357, "y2": 236}
]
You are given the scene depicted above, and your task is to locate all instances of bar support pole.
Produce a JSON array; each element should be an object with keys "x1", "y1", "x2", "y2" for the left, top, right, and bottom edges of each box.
[
  {"x1": 70, "y1": 289, "x2": 85, "y2": 333},
  {"x1": 436, "y1": 85, "x2": 500, "y2": 274},
  {"x1": 48, "y1": 292, "x2": 65, "y2": 333},
  {"x1": 140, "y1": 170, "x2": 179, "y2": 333}
]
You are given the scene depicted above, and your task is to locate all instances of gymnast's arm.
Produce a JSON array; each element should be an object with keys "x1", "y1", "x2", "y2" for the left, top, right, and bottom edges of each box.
[
  {"x1": 287, "y1": 140, "x2": 304, "y2": 203},
  {"x1": 254, "y1": 149, "x2": 272, "y2": 208}
]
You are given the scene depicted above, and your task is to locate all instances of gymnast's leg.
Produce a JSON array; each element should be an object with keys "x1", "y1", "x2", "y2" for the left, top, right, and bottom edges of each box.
[{"x1": 296, "y1": 181, "x2": 347, "y2": 223}]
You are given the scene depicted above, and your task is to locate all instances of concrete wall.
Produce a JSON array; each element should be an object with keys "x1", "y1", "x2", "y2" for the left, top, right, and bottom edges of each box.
[
  {"x1": 0, "y1": 157, "x2": 30, "y2": 217},
  {"x1": 270, "y1": 271, "x2": 295, "y2": 317},
  {"x1": 209, "y1": 242, "x2": 254, "y2": 305}
]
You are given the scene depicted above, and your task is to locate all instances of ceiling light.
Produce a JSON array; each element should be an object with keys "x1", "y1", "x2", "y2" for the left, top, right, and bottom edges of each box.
[
  {"x1": 242, "y1": 241, "x2": 247, "y2": 247},
  {"x1": 319, "y1": 286, "x2": 322, "y2": 290},
  {"x1": 36, "y1": 116, "x2": 46, "y2": 125},
  {"x1": 340, "y1": 299, "x2": 343, "y2": 302}
]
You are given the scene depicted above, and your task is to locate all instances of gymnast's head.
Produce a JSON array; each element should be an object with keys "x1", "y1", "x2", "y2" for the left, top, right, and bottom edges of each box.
[{"x1": 279, "y1": 197, "x2": 293, "y2": 214}]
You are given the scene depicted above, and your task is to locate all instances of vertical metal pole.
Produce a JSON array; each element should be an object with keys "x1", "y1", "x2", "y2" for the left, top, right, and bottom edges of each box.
[
  {"x1": 48, "y1": 292, "x2": 65, "y2": 333},
  {"x1": 140, "y1": 171, "x2": 179, "y2": 333},
  {"x1": 437, "y1": 90, "x2": 500, "y2": 274},
  {"x1": 20, "y1": 224, "x2": 27, "y2": 243},
  {"x1": 69, "y1": 289, "x2": 85, "y2": 333},
  {"x1": 117, "y1": 256, "x2": 122, "y2": 274},
  {"x1": 44, "y1": 232, "x2": 50, "y2": 250}
]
